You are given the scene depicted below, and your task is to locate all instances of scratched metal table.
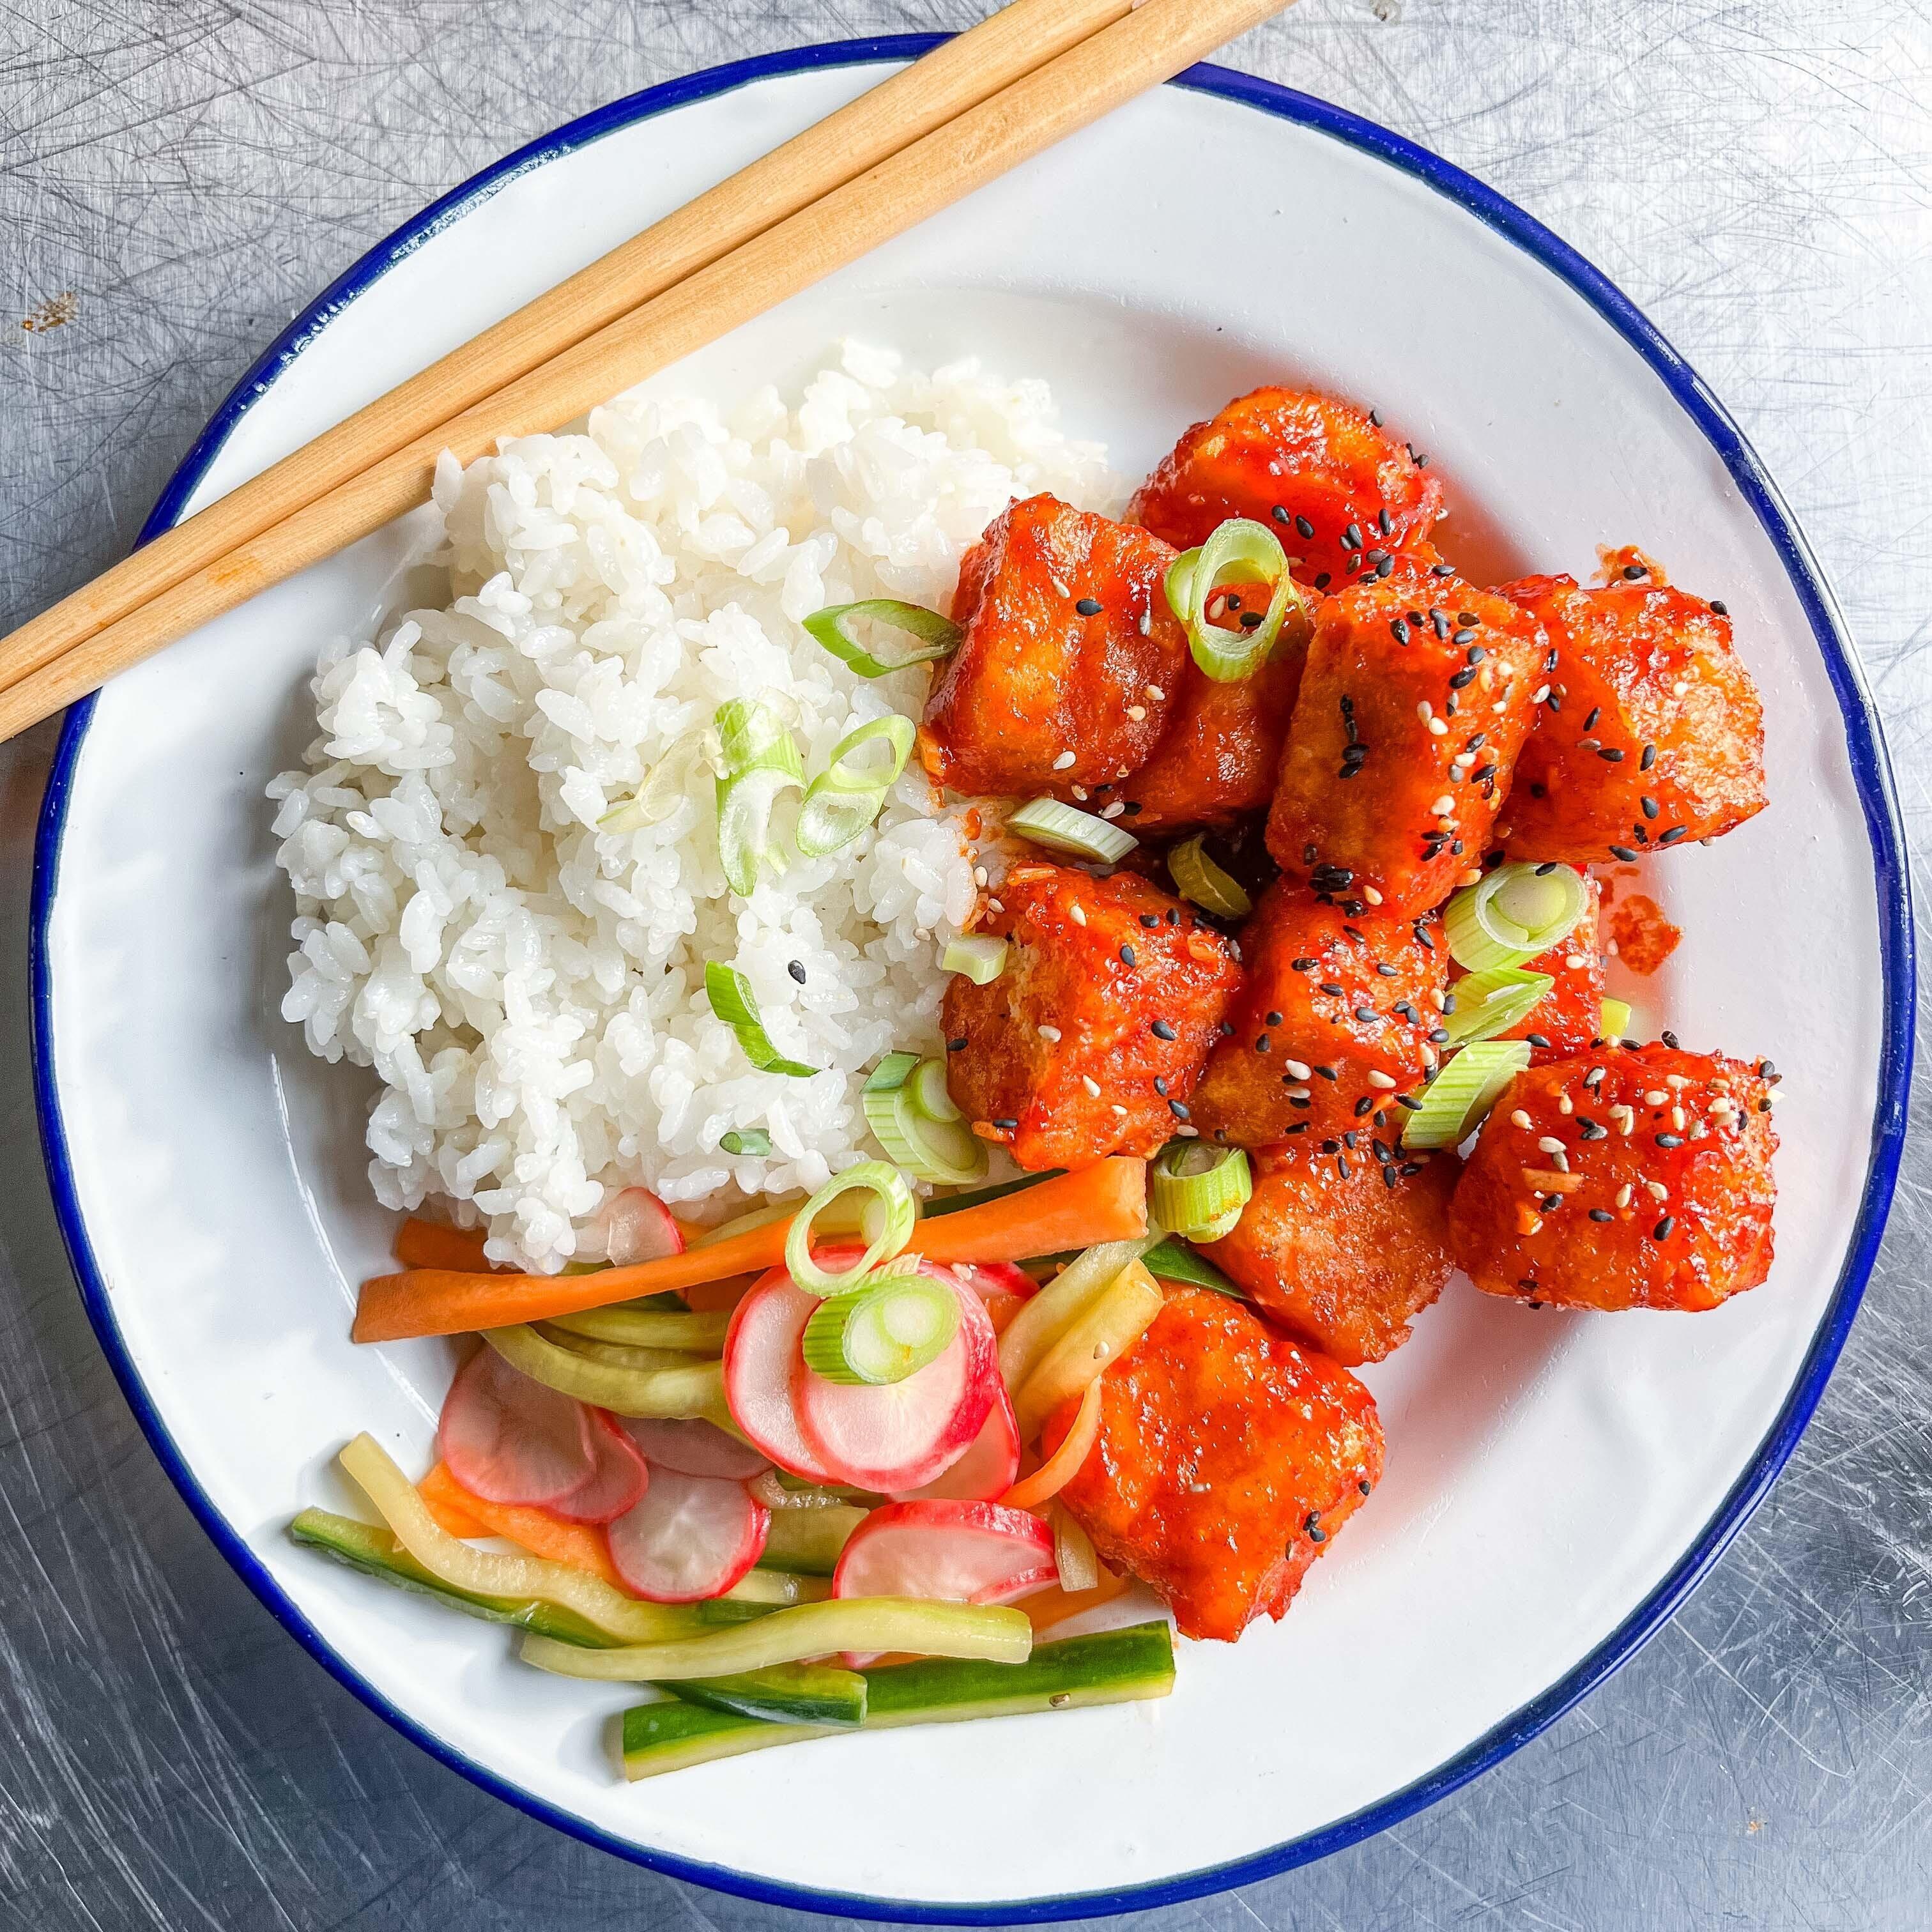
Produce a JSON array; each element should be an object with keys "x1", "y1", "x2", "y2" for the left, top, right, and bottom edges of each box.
[{"x1": 3, "y1": 3, "x2": 1929, "y2": 1926}]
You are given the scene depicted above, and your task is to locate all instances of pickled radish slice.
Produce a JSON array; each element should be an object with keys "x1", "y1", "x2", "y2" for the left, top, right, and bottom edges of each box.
[
  {"x1": 438, "y1": 1346, "x2": 595, "y2": 1507},
  {"x1": 547, "y1": 1411, "x2": 649, "y2": 1524},
  {"x1": 606, "y1": 1467, "x2": 770, "y2": 1603},
  {"x1": 596, "y1": 1187, "x2": 684, "y2": 1266},
  {"x1": 944, "y1": 1261, "x2": 1037, "y2": 1304},
  {"x1": 832, "y1": 1499, "x2": 1056, "y2": 1611},
  {"x1": 723, "y1": 1269, "x2": 838, "y2": 1482},
  {"x1": 896, "y1": 1383, "x2": 1020, "y2": 1503},
  {"x1": 620, "y1": 1415, "x2": 770, "y2": 1482}
]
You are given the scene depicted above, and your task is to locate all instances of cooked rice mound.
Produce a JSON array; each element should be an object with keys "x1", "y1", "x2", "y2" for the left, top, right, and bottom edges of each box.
[{"x1": 269, "y1": 343, "x2": 1120, "y2": 1270}]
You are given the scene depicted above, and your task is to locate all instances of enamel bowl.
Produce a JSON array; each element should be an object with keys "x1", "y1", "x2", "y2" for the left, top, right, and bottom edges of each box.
[{"x1": 31, "y1": 38, "x2": 1910, "y2": 1920}]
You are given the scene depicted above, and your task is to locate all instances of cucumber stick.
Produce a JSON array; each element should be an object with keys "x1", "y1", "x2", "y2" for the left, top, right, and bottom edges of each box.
[
  {"x1": 758, "y1": 1503, "x2": 867, "y2": 1576},
  {"x1": 666, "y1": 1662, "x2": 866, "y2": 1726},
  {"x1": 620, "y1": 1621, "x2": 1176, "y2": 1778}
]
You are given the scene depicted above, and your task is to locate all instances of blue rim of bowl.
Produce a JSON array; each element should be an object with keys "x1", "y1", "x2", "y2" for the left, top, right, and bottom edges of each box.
[{"x1": 29, "y1": 34, "x2": 1914, "y2": 1924}]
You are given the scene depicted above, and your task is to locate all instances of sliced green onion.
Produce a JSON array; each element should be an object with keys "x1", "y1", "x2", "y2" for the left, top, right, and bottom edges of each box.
[
  {"x1": 1441, "y1": 967, "x2": 1554, "y2": 1048},
  {"x1": 719, "y1": 1127, "x2": 772, "y2": 1157},
  {"x1": 714, "y1": 698, "x2": 804, "y2": 895},
  {"x1": 1007, "y1": 797, "x2": 1137, "y2": 862},
  {"x1": 704, "y1": 960, "x2": 818, "y2": 1078},
  {"x1": 1149, "y1": 1142, "x2": 1252, "y2": 1241},
  {"x1": 1400, "y1": 1040, "x2": 1532, "y2": 1150},
  {"x1": 1168, "y1": 835, "x2": 1252, "y2": 917},
  {"x1": 1600, "y1": 997, "x2": 1633, "y2": 1041},
  {"x1": 803, "y1": 600, "x2": 963, "y2": 678},
  {"x1": 1444, "y1": 862, "x2": 1588, "y2": 970},
  {"x1": 795, "y1": 714, "x2": 916, "y2": 859},
  {"x1": 1164, "y1": 517, "x2": 1306, "y2": 682},
  {"x1": 862, "y1": 1055, "x2": 986, "y2": 1186},
  {"x1": 785, "y1": 1160, "x2": 917, "y2": 1298},
  {"x1": 942, "y1": 935, "x2": 1008, "y2": 985},
  {"x1": 600, "y1": 726, "x2": 707, "y2": 835},
  {"x1": 1139, "y1": 1237, "x2": 1246, "y2": 1299},
  {"x1": 801, "y1": 1276, "x2": 960, "y2": 1385},
  {"x1": 909, "y1": 1057, "x2": 960, "y2": 1124}
]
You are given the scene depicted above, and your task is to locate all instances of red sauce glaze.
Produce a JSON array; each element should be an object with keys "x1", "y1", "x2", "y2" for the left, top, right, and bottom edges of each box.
[
  {"x1": 1188, "y1": 880, "x2": 1446, "y2": 1144},
  {"x1": 941, "y1": 864, "x2": 1242, "y2": 1170},
  {"x1": 1202, "y1": 1138, "x2": 1459, "y2": 1363},
  {"x1": 1448, "y1": 1043, "x2": 1777, "y2": 1312},
  {"x1": 1462, "y1": 867, "x2": 1606, "y2": 1064},
  {"x1": 1496, "y1": 571, "x2": 1767, "y2": 865},
  {"x1": 1045, "y1": 1284, "x2": 1383, "y2": 1641},
  {"x1": 921, "y1": 494, "x2": 1189, "y2": 797},
  {"x1": 1607, "y1": 893, "x2": 1682, "y2": 976},
  {"x1": 1265, "y1": 565, "x2": 1550, "y2": 917},
  {"x1": 1127, "y1": 387, "x2": 1441, "y2": 590}
]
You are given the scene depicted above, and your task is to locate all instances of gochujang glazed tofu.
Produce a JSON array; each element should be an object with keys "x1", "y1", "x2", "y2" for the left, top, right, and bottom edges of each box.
[
  {"x1": 1449, "y1": 1043, "x2": 1777, "y2": 1312},
  {"x1": 1128, "y1": 386, "x2": 1441, "y2": 590},
  {"x1": 1043, "y1": 1284, "x2": 1383, "y2": 1641},
  {"x1": 1190, "y1": 881, "x2": 1446, "y2": 1143},
  {"x1": 1266, "y1": 565, "x2": 1551, "y2": 917},
  {"x1": 942, "y1": 862, "x2": 1242, "y2": 1169},
  {"x1": 1202, "y1": 1140, "x2": 1459, "y2": 1364},
  {"x1": 1497, "y1": 568, "x2": 1767, "y2": 864},
  {"x1": 920, "y1": 494, "x2": 1190, "y2": 797},
  {"x1": 1468, "y1": 865, "x2": 1606, "y2": 1064}
]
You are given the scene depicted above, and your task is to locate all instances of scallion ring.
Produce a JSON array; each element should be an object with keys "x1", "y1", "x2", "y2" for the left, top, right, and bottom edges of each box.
[
  {"x1": 1149, "y1": 1141, "x2": 1252, "y2": 1242},
  {"x1": 1007, "y1": 797, "x2": 1137, "y2": 862},
  {"x1": 784, "y1": 1160, "x2": 917, "y2": 1298},
  {"x1": 909, "y1": 1057, "x2": 961, "y2": 1124},
  {"x1": 1443, "y1": 862, "x2": 1587, "y2": 971},
  {"x1": 802, "y1": 600, "x2": 963, "y2": 678},
  {"x1": 599, "y1": 726, "x2": 707, "y2": 835},
  {"x1": 1400, "y1": 1040, "x2": 1532, "y2": 1150},
  {"x1": 795, "y1": 714, "x2": 915, "y2": 859},
  {"x1": 714, "y1": 698, "x2": 804, "y2": 896},
  {"x1": 1599, "y1": 997, "x2": 1633, "y2": 1041},
  {"x1": 862, "y1": 1055, "x2": 986, "y2": 1186},
  {"x1": 942, "y1": 935, "x2": 1008, "y2": 985},
  {"x1": 1167, "y1": 834, "x2": 1252, "y2": 918},
  {"x1": 1441, "y1": 967, "x2": 1554, "y2": 1048},
  {"x1": 800, "y1": 1275, "x2": 960, "y2": 1386},
  {"x1": 1164, "y1": 518, "x2": 1305, "y2": 683},
  {"x1": 719, "y1": 1128, "x2": 772, "y2": 1157},
  {"x1": 704, "y1": 961, "x2": 818, "y2": 1078}
]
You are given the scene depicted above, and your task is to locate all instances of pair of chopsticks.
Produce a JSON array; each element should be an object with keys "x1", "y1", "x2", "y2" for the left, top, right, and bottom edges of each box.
[{"x1": 1, "y1": 0, "x2": 1292, "y2": 740}]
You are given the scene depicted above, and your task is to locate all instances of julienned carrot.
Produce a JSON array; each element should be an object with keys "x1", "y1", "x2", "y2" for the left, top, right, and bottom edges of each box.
[
  {"x1": 1002, "y1": 1377, "x2": 1103, "y2": 1510},
  {"x1": 418, "y1": 1481, "x2": 491, "y2": 1540},
  {"x1": 418, "y1": 1462, "x2": 623, "y2": 1586},
  {"x1": 395, "y1": 1218, "x2": 494, "y2": 1272},
  {"x1": 354, "y1": 1158, "x2": 1148, "y2": 1343},
  {"x1": 681, "y1": 1271, "x2": 760, "y2": 1315},
  {"x1": 1021, "y1": 1566, "x2": 1130, "y2": 1634}
]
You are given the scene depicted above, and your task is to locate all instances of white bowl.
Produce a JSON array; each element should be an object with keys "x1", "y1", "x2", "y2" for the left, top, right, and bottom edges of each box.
[{"x1": 30, "y1": 38, "x2": 1912, "y2": 1921}]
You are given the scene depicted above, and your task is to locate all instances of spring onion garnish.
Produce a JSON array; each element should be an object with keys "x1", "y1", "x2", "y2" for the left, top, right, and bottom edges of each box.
[
  {"x1": 599, "y1": 726, "x2": 708, "y2": 835},
  {"x1": 862, "y1": 1054, "x2": 987, "y2": 1186},
  {"x1": 1443, "y1": 862, "x2": 1588, "y2": 971},
  {"x1": 713, "y1": 698, "x2": 804, "y2": 896},
  {"x1": 720, "y1": 1128, "x2": 772, "y2": 1157},
  {"x1": 1149, "y1": 1142, "x2": 1252, "y2": 1242},
  {"x1": 785, "y1": 1160, "x2": 917, "y2": 1298},
  {"x1": 1441, "y1": 967, "x2": 1554, "y2": 1048},
  {"x1": 803, "y1": 600, "x2": 963, "y2": 678},
  {"x1": 1007, "y1": 797, "x2": 1137, "y2": 862},
  {"x1": 704, "y1": 960, "x2": 818, "y2": 1077},
  {"x1": 1600, "y1": 996, "x2": 1633, "y2": 1041},
  {"x1": 1168, "y1": 834, "x2": 1252, "y2": 918},
  {"x1": 795, "y1": 714, "x2": 916, "y2": 859},
  {"x1": 801, "y1": 1275, "x2": 961, "y2": 1386},
  {"x1": 941, "y1": 935, "x2": 1009, "y2": 985},
  {"x1": 1401, "y1": 1039, "x2": 1533, "y2": 1150},
  {"x1": 1164, "y1": 517, "x2": 1305, "y2": 682}
]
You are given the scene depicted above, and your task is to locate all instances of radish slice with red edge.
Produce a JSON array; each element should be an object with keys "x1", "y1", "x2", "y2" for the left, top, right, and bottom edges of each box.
[
  {"x1": 944, "y1": 1260, "x2": 1037, "y2": 1303},
  {"x1": 620, "y1": 1415, "x2": 770, "y2": 1482},
  {"x1": 794, "y1": 1269, "x2": 997, "y2": 1493},
  {"x1": 438, "y1": 1345, "x2": 596, "y2": 1507},
  {"x1": 723, "y1": 1269, "x2": 839, "y2": 1482},
  {"x1": 596, "y1": 1186, "x2": 684, "y2": 1266},
  {"x1": 546, "y1": 1411, "x2": 649, "y2": 1524},
  {"x1": 896, "y1": 1381, "x2": 1019, "y2": 1503},
  {"x1": 606, "y1": 1467, "x2": 769, "y2": 1602}
]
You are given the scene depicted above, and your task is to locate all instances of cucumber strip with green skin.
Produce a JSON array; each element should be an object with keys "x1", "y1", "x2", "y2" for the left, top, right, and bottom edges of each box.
[
  {"x1": 1140, "y1": 1238, "x2": 1246, "y2": 1299},
  {"x1": 620, "y1": 1622, "x2": 1175, "y2": 1778},
  {"x1": 757, "y1": 1503, "x2": 868, "y2": 1576},
  {"x1": 659, "y1": 1662, "x2": 866, "y2": 1727}
]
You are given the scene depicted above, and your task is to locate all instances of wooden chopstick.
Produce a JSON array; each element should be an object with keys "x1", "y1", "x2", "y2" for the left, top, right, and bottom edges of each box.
[
  {"x1": 3, "y1": 0, "x2": 1130, "y2": 698},
  {"x1": 0, "y1": 0, "x2": 1289, "y2": 740}
]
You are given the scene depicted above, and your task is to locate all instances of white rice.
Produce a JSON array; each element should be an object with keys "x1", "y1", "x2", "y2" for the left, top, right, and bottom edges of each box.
[{"x1": 268, "y1": 342, "x2": 1123, "y2": 1271}]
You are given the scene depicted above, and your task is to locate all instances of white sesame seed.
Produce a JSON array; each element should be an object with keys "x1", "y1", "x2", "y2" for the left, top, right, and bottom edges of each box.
[
  {"x1": 1038, "y1": 1024, "x2": 1062, "y2": 1042},
  {"x1": 1665, "y1": 1073, "x2": 1690, "y2": 1089},
  {"x1": 1430, "y1": 794, "x2": 1455, "y2": 816},
  {"x1": 1644, "y1": 1090, "x2": 1668, "y2": 1106},
  {"x1": 1427, "y1": 718, "x2": 1449, "y2": 737},
  {"x1": 1673, "y1": 679, "x2": 1689, "y2": 696},
  {"x1": 1112, "y1": 1103, "x2": 1129, "y2": 1117},
  {"x1": 1565, "y1": 954, "x2": 1586, "y2": 970},
  {"x1": 1452, "y1": 751, "x2": 1477, "y2": 769},
  {"x1": 1284, "y1": 1059, "x2": 1311, "y2": 1079},
  {"x1": 986, "y1": 898, "x2": 1003, "y2": 913},
  {"x1": 1146, "y1": 685, "x2": 1165, "y2": 702},
  {"x1": 1082, "y1": 1075, "x2": 1102, "y2": 1098},
  {"x1": 1417, "y1": 702, "x2": 1434, "y2": 722},
  {"x1": 1285, "y1": 1085, "x2": 1311, "y2": 1101},
  {"x1": 1531, "y1": 685, "x2": 1551, "y2": 703},
  {"x1": 1138, "y1": 608, "x2": 1152, "y2": 636},
  {"x1": 974, "y1": 866, "x2": 989, "y2": 887},
  {"x1": 1457, "y1": 868, "x2": 1483, "y2": 887},
  {"x1": 1422, "y1": 1046, "x2": 1439, "y2": 1069},
  {"x1": 1492, "y1": 700, "x2": 1508, "y2": 714},
  {"x1": 1430, "y1": 990, "x2": 1448, "y2": 1012},
  {"x1": 1100, "y1": 801, "x2": 1126, "y2": 820},
  {"x1": 1537, "y1": 1135, "x2": 1566, "y2": 1154},
  {"x1": 1528, "y1": 1215, "x2": 1544, "y2": 1235},
  {"x1": 1069, "y1": 903, "x2": 1087, "y2": 926},
  {"x1": 1361, "y1": 884, "x2": 1384, "y2": 905},
  {"x1": 1368, "y1": 1070, "x2": 1397, "y2": 1089},
  {"x1": 1050, "y1": 576, "x2": 1070, "y2": 598},
  {"x1": 1558, "y1": 1095, "x2": 1574, "y2": 1114},
  {"x1": 1606, "y1": 939, "x2": 1620, "y2": 956},
  {"x1": 1053, "y1": 750, "x2": 1077, "y2": 770},
  {"x1": 1765, "y1": 1087, "x2": 1783, "y2": 1105},
  {"x1": 1511, "y1": 1109, "x2": 1533, "y2": 1129},
  {"x1": 1177, "y1": 1124, "x2": 1200, "y2": 1137},
  {"x1": 1071, "y1": 785, "x2": 1089, "y2": 801},
  {"x1": 1671, "y1": 1105, "x2": 1687, "y2": 1130},
  {"x1": 1125, "y1": 705, "x2": 1147, "y2": 723},
  {"x1": 1645, "y1": 1179, "x2": 1669, "y2": 1200},
  {"x1": 1614, "y1": 1183, "x2": 1633, "y2": 1209}
]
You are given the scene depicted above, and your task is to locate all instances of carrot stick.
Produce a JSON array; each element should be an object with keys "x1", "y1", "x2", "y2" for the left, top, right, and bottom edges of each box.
[
  {"x1": 394, "y1": 1218, "x2": 494, "y2": 1272},
  {"x1": 354, "y1": 1158, "x2": 1147, "y2": 1343},
  {"x1": 418, "y1": 1483, "x2": 491, "y2": 1540},
  {"x1": 681, "y1": 1271, "x2": 760, "y2": 1315},
  {"x1": 1001, "y1": 1377, "x2": 1103, "y2": 1510},
  {"x1": 417, "y1": 1462, "x2": 622, "y2": 1587},
  {"x1": 1021, "y1": 1567, "x2": 1130, "y2": 1634}
]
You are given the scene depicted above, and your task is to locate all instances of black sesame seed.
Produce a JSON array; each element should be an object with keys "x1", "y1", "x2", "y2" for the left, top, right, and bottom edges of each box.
[
  {"x1": 1265, "y1": 1011, "x2": 1284, "y2": 1026},
  {"x1": 1284, "y1": 1120, "x2": 1310, "y2": 1133},
  {"x1": 1353, "y1": 1094, "x2": 1376, "y2": 1117},
  {"x1": 1270, "y1": 505, "x2": 1290, "y2": 524},
  {"x1": 1432, "y1": 560, "x2": 1454, "y2": 576},
  {"x1": 1525, "y1": 1032, "x2": 1551, "y2": 1049},
  {"x1": 1710, "y1": 599, "x2": 1729, "y2": 615},
  {"x1": 1376, "y1": 555, "x2": 1394, "y2": 578},
  {"x1": 1449, "y1": 665, "x2": 1478, "y2": 689},
  {"x1": 1545, "y1": 693, "x2": 1563, "y2": 712},
  {"x1": 1583, "y1": 707, "x2": 1600, "y2": 732},
  {"x1": 1429, "y1": 1027, "x2": 1451, "y2": 1045},
  {"x1": 1623, "y1": 563, "x2": 1647, "y2": 579},
  {"x1": 1641, "y1": 796, "x2": 1660, "y2": 819},
  {"x1": 1655, "y1": 1132, "x2": 1684, "y2": 1149},
  {"x1": 1344, "y1": 523, "x2": 1363, "y2": 551},
  {"x1": 1640, "y1": 743, "x2": 1657, "y2": 771},
  {"x1": 1759, "y1": 1059, "x2": 1777, "y2": 1078},
  {"x1": 1471, "y1": 765, "x2": 1498, "y2": 784},
  {"x1": 1343, "y1": 1131, "x2": 1359, "y2": 1149},
  {"x1": 1139, "y1": 913, "x2": 1160, "y2": 928},
  {"x1": 1578, "y1": 1119, "x2": 1607, "y2": 1140},
  {"x1": 1292, "y1": 958, "x2": 1315, "y2": 972},
  {"x1": 1354, "y1": 1007, "x2": 1380, "y2": 1024},
  {"x1": 1335, "y1": 1154, "x2": 1351, "y2": 1179},
  {"x1": 1153, "y1": 1077, "x2": 1170, "y2": 1098},
  {"x1": 1122, "y1": 801, "x2": 1142, "y2": 815},
  {"x1": 1321, "y1": 981, "x2": 1346, "y2": 997},
  {"x1": 1315, "y1": 1064, "x2": 1339, "y2": 1081},
  {"x1": 1608, "y1": 845, "x2": 1639, "y2": 862},
  {"x1": 1414, "y1": 926, "x2": 1436, "y2": 951},
  {"x1": 1653, "y1": 1216, "x2": 1676, "y2": 1240},
  {"x1": 1119, "y1": 944, "x2": 1136, "y2": 966},
  {"x1": 1308, "y1": 1524, "x2": 1328, "y2": 1543},
  {"x1": 1240, "y1": 611, "x2": 1264, "y2": 630},
  {"x1": 1169, "y1": 1100, "x2": 1190, "y2": 1120},
  {"x1": 1598, "y1": 746, "x2": 1625, "y2": 763},
  {"x1": 787, "y1": 959, "x2": 807, "y2": 983},
  {"x1": 1295, "y1": 514, "x2": 1315, "y2": 540},
  {"x1": 1588, "y1": 1206, "x2": 1615, "y2": 1223},
  {"x1": 1166, "y1": 908, "x2": 1180, "y2": 924},
  {"x1": 1662, "y1": 1029, "x2": 1681, "y2": 1049},
  {"x1": 1383, "y1": 1165, "x2": 1399, "y2": 1188},
  {"x1": 1151, "y1": 1018, "x2": 1177, "y2": 1041},
  {"x1": 1315, "y1": 572, "x2": 1331, "y2": 590},
  {"x1": 1377, "y1": 507, "x2": 1393, "y2": 535},
  {"x1": 1219, "y1": 1020, "x2": 1236, "y2": 1036},
  {"x1": 1397, "y1": 1092, "x2": 1423, "y2": 1110},
  {"x1": 1075, "y1": 596, "x2": 1102, "y2": 616},
  {"x1": 948, "y1": 1037, "x2": 968, "y2": 1052},
  {"x1": 992, "y1": 1117, "x2": 1018, "y2": 1130},
  {"x1": 1541, "y1": 1194, "x2": 1563, "y2": 1213},
  {"x1": 1358, "y1": 1478, "x2": 1373, "y2": 1496},
  {"x1": 1658, "y1": 825, "x2": 1690, "y2": 846},
  {"x1": 1390, "y1": 618, "x2": 1411, "y2": 645},
  {"x1": 1255, "y1": 1035, "x2": 1271, "y2": 1053},
  {"x1": 1376, "y1": 962, "x2": 1399, "y2": 977},
  {"x1": 1321, "y1": 1138, "x2": 1340, "y2": 1154}
]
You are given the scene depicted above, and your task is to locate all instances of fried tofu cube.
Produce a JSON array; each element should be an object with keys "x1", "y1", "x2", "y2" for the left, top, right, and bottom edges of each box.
[
  {"x1": 1201, "y1": 1138, "x2": 1459, "y2": 1363},
  {"x1": 921, "y1": 495, "x2": 1190, "y2": 797},
  {"x1": 1189, "y1": 881, "x2": 1446, "y2": 1144},
  {"x1": 942, "y1": 864, "x2": 1242, "y2": 1170},
  {"x1": 1044, "y1": 1284, "x2": 1383, "y2": 1641},
  {"x1": 1470, "y1": 866, "x2": 1606, "y2": 1064},
  {"x1": 1449, "y1": 1043, "x2": 1777, "y2": 1312},
  {"x1": 1128, "y1": 387, "x2": 1441, "y2": 590},
  {"x1": 1265, "y1": 566, "x2": 1550, "y2": 917},
  {"x1": 1497, "y1": 571, "x2": 1767, "y2": 864}
]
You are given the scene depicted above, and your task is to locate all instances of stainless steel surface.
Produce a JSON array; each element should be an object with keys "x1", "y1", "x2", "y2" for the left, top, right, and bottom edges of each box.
[{"x1": 3, "y1": 3, "x2": 1929, "y2": 1925}]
